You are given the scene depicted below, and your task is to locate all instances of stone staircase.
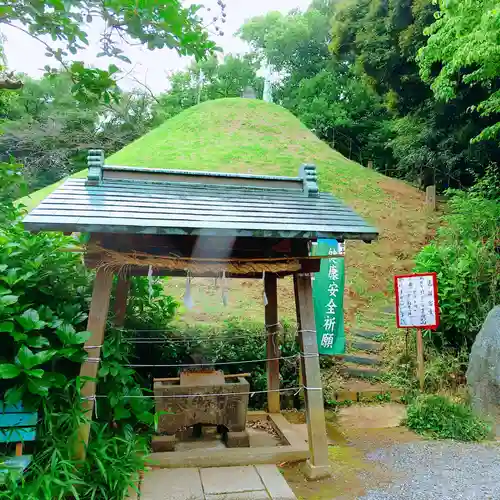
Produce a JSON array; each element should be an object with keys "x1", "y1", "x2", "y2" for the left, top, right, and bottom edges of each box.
[
  {"x1": 333, "y1": 306, "x2": 403, "y2": 402},
  {"x1": 339, "y1": 329, "x2": 384, "y2": 380}
]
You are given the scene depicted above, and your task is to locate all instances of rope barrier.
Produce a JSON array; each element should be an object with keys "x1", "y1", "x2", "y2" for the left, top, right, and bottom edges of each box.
[
  {"x1": 121, "y1": 322, "x2": 283, "y2": 336},
  {"x1": 83, "y1": 352, "x2": 318, "y2": 367},
  {"x1": 84, "y1": 385, "x2": 323, "y2": 401},
  {"x1": 117, "y1": 325, "x2": 317, "y2": 344},
  {"x1": 126, "y1": 332, "x2": 288, "y2": 344},
  {"x1": 125, "y1": 354, "x2": 297, "y2": 369},
  {"x1": 122, "y1": 352, "x2": 318, "y2": 368}
]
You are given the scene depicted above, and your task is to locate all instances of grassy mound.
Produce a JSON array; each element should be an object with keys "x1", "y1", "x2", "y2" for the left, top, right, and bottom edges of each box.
[{"x1": 20, "y1": 98, "x2": 433, "y2": 327}]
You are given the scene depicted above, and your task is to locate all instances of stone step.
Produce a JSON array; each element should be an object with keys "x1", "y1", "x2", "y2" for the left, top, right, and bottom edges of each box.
[
  {"x1": 339, "y1": 363, "x2": 382, "y2": 380},
  {"x1": 350, "y1": 339, "x2": 384, "y2": 353},
  {"x1": 336, "y1": 353, "x2": 381, "y2": 366},
  {"x1": 351, "y1": 329, "x2": 384, "y2": 341},
  {"x1": 332, "y1": 380, "x2": 403, "y2": 403},
  {"x1": 381, "y1": 306, "x2": 396, "y2": 315}
]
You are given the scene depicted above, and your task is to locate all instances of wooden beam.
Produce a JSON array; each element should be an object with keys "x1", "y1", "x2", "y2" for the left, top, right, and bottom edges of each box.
[
  {"x1": 265, "y1": 273, "x2": 280, "y2": 414},
  {"x1": 153, "y1": 373, "x2": 251, "y2": 383},
  {"x1": 113, "y1": 274, "x2": 131, "y2": 326},
  {"x1": 74, "y1": 267, "x2": 114, "y2": 460},
  {"x1": 294, "y1": 273, "x2": 331, "y2": 480}
]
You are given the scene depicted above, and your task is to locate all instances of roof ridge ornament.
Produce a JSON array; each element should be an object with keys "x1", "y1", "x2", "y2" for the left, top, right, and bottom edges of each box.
[
  {"x1": 300, "y1": 163, "x2": 319, "y2": 198},
  {"x1": 87, "y1": 149, "x2": 104, "y2": 185}
]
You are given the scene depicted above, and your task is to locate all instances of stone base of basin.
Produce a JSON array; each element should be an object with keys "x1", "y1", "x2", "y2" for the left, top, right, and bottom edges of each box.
[
  {"x1": 147, "y1": 413, "x2": 310, "y2": 469},
  {"x1": 154, "y1": 376, "x2": 250, "y2": 436},
  {"x1": 225, "y1": 430, "x2": 250, "y2": 448},
  {"x1": 152, "y1": 435, "x2": 177, "y2": 452}
]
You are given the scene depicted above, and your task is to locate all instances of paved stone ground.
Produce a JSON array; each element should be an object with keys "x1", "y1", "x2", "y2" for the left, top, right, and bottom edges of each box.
[
  {"x1": 282, "y1": 406, "x2": 500, "y2": 500},
  {"x1": 360, "y1": 441, "x2": 500, "y2": 500},
  {"x1": 337, "y1": 404, "x2": 406, "y2": 430},
  {"x1": 138, "y1": 465, "x2": 296, "y2": 500}
]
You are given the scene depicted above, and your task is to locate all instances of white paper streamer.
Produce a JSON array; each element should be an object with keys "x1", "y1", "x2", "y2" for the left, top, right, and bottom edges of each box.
[
  {"x1": 262, "y1": 271, "x2": 268, "y2": 306},
  {"x1": 183, "y1": 272, "x2": 194, "y2": 309},
  {"x1": 221, "y1": 270, "x2": 228, "y2": 306},
  {"x1": 147, "y1": 265, "x2": 153, "y2": 300}
]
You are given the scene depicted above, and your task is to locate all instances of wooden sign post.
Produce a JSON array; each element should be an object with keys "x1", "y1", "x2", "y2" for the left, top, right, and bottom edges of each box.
[{"x1": 394, "y1": 273, "x2": 439, "y2": 391}]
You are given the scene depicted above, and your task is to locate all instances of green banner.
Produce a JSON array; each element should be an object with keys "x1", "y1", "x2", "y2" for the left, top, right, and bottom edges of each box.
[{"x1": 312, "y1": 239, "x2": 346, "y2": 355}]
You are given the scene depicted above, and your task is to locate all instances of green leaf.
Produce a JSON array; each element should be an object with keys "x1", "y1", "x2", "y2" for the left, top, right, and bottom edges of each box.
[
  {"x1": 17, "y1": 309, "x2": 45, "y2": 331},
  {"x1": 0, "y1": 364, "x2": 21, "y2": 379},
  {"x1": 98, "y1": 364, "x2": 110, "y2": 377},
  {"x1": 113, "y1": 405, "x2": 131, "y2": 421},
  {"x1": 17, "y1": 346, "x2": 55, "y2": 370},
  {"x1": 0, "y1": 264, "x2": 7, "y2": 272},
  {"x1": 26, "y1": 336, "x2": 50, "y2": 348},
  {"x1": 26, "y1": 369, "x2": 44, "y2": 379},
  {"x1": 0, "y1": 321, "x2": 13, "y2": 333},
  {"x1": 11, "y1": 331, "x2": 28, "y2": 342},
  {"x1": 33, "y1": 350, "x2": 56, "y2": 367},
  {"x1": 59, "y1": 347, "x2": 78, "y2": 358},
  {"x1": 74, "y1": 330, "x2": 92, "y2": 344},
  {"x1": 5, "y1": 386, "x2": 25, "y2": 406},
  {"x1": 55, "y1": 322, "x2": 76, "y2": 344},
  {"x1": 28, "y1": 378, "x2": 50, "y2": 396},
  {"x1": 17, "y1": 345, "x2": 35, "y2": 369},
  {"x1": 137, "y1": 412, "x2": 154, "y2": 425},
  {"x1": 0, "y1": 268, "x2": 19, "y2": 286},
  {"x1": 0, "y1": 295, "x2": 18, "y2": 306},
  {"x1": 43, "y1": 372, "x2": 67, "y2": 388}
]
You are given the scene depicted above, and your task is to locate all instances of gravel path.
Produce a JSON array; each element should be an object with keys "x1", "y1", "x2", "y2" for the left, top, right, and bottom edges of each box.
[{"x1": 360, "y1": 441, "x2": 500, "y2": 500}]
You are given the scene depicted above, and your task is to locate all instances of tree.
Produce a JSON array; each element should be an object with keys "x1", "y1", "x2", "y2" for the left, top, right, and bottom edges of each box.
[
  {"x1": 239, "y1": 4, "x2": 387, "y2": 163},
  {"x1": 330, "y1": 0, "x2": 500, "y2": 188},
  {"x1": 418, "y1": 0, "x2": 500, "y2": 141},
  {"x1": 0, "y1": 0, "x2": 223, "y2": 101},
  {"x1": 331, "y1": 0, "x2": 437, "y2": 115},
  {"x1": 153, "y1": 54, "x2": 263, "y2": 122},
  {"x1": 0, "y1": 73, "x2": 157, "y2": 190}
]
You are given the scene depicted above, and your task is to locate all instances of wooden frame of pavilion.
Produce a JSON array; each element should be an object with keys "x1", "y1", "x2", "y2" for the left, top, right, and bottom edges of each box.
[{"x1": 23, "y1": 150, "x2": 378, "y2": 479}]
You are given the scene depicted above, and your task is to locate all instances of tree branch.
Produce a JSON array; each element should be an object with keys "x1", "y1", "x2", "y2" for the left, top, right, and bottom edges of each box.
[
  {"x1": 3, "y1": 21, "x2": 71, "y2": 74},
  {"x1": 129, "y1": 74, "x2": 160, "y2": 105},
  {"x1": 0, "y1": 77, "x2": 23, "y2": 90}
]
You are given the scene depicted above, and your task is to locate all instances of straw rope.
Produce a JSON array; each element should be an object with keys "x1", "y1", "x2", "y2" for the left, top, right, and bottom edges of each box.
[
  {"x1": 61, "y1": 244, "x2": 345, "y2": 275},
  {"x1": 87, "y1": 245, "x2": 308, "y2": 274}
]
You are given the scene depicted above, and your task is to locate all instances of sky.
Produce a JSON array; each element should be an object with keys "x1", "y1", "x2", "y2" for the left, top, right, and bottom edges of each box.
[{"x1": 2, "y1": 0, "x2": 312, "y2": 94}]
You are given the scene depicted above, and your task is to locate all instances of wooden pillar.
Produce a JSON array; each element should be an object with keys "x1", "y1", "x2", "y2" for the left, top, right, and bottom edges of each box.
[
  {"x1": 114, "y1": 274, "x2": 131, "y2": 326},
  {"x1": 416, "y1": 328, "x2": 425, "y2": 391},
  {"x1": 294, "y1": 273, "x2": 331, "y2": 480},
  {"x1": 75, "y1": 267, "x2": 114, "y2": 460},
  {"x1": 265, "y1": 273, "x2": 280, "y2": 414}
]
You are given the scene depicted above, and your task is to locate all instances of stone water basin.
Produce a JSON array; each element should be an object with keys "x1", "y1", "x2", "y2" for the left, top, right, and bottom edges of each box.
[{"x1": 153, "y1": 371, "x2": 250, "y2": 439}]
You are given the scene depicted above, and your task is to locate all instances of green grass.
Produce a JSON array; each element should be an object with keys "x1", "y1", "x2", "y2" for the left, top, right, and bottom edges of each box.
[
  {"x1": 20, "y1": 97, "x2": 434, "y2": 332},
  {"x1": 405, "y1": 394, "x2": 492, "y2": 441}
]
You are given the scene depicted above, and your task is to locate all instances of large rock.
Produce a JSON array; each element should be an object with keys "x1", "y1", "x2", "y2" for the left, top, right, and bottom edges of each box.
[{"x1": 466, "y1": 306, "x2": 500, "y2": 433}]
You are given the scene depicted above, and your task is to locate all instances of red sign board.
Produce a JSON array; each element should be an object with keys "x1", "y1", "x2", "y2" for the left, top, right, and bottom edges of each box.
[{"x1": 394, "y1": 272, "x2": 439, "y2": 330}]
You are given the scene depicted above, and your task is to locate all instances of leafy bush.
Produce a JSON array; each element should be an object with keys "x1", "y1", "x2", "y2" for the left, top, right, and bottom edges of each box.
[
  {"x1": 0, "y1": 161, "x2": 175, "y2": 498},
  {"x1": 123, "y1": 275, "x2": 177, "y2": 331},
  {"x1": 0, "y1": 162, "x2": 92, "y2": 409},
  {"x1": 414, "y1": 167, "x2": 500, "y2": 347},
  {"x1": 405, "y1": 394, "x2": 492, "y2": 441},
  {"x1": 96, "y1": 327, "x2": 154, "y2": 428},
  {"x1": 1, "y1": 419, "x2": 147, "y2": 500},
  {"x1": 423, "y1": 347, "x2": 468, "y2": 392},
  {"x1": 130, "y1": 318, "x2": 300, "y2": 409}
]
